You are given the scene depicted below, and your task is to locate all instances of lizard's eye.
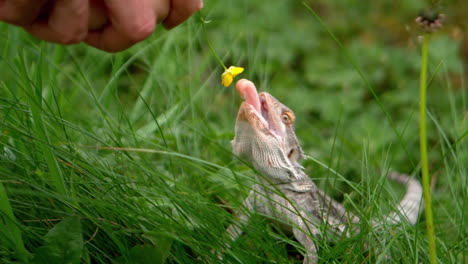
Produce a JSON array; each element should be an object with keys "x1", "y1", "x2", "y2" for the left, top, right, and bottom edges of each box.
[{"x1": 281, "y1": 112, "x2": 294, "y2": 124}]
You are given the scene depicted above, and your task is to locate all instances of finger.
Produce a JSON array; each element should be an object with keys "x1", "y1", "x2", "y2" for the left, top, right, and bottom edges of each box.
[
  {"x1": 24, "y1": 0, "x2": 89, "y2": 44},
  {"x1": 88, "y1": 0, "x2": 108, "y2": 30},
  {"x1": 0, "y1": 0, "x2": 47, "y2": 25},
  {"x1": 85, "y1": 0, "x2": 159, "y2": 52},
  {"x1": 85, "y1": 26, "x2": 140, "y2": 52},
  {"x1": 104, "y1": 0, "x2": 159, "y2": 41},
  {"x1": 162, "y1": 0, "x2": 203, "y2": 29}
]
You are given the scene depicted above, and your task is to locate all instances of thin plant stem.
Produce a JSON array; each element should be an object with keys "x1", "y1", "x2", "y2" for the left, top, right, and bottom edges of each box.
[
  {"x1": 419, "y1": 33, "x2": 437, "y2": 264},
  {"x1": 200, "y1": 17, "x2": 227, "y2": 70}
]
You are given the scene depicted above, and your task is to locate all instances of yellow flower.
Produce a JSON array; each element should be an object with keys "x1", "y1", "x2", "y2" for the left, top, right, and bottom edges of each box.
[{"x1": 221, "y1": 66, "x2": 244, "y2": 87}]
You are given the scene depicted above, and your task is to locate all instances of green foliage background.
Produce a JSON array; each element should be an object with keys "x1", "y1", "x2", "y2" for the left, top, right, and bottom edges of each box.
[{"x1": 0, "y1": 0, "x2": 466, "y2": 263}]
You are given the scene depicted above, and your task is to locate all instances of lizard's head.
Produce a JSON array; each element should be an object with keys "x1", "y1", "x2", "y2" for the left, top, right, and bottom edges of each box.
[{"x1": 231, "y1": 79, "x2": 304, "y2": 176}]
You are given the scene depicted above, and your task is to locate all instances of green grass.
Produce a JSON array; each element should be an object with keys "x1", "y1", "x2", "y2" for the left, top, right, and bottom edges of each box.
[{"x1": 0, "y1": 0, "x2": 466, "y2": 263}]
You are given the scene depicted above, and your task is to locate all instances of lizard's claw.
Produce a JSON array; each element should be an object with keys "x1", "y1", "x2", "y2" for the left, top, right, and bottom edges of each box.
[
  {"x1": 291, "y1": 167, "x2": 307, "y2": 180},
  {"x1": 289, "y1": 181, "x2": 313, "y2": 192}
]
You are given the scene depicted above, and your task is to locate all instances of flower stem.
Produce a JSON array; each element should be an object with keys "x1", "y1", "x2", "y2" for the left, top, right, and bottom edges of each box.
[
  {"x1": 419, "y1": 33, "x2": 437, "y2": 264},
  {"x1": 200, "y1": 17, "x2": 227, "y2": 70}
]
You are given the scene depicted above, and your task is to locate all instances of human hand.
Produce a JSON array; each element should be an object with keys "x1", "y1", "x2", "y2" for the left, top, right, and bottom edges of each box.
[
  {"x1": 0, "y1": 0, "x2": 203, "y2": 52},
  {"x1": 85, "y1": 0, "x2": 203, "y2": 52}
]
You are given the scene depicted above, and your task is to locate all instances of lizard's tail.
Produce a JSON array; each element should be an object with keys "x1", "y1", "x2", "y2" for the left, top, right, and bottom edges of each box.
[{"x1": 384, "y1": 172, "x2": 423, "y2": 225}]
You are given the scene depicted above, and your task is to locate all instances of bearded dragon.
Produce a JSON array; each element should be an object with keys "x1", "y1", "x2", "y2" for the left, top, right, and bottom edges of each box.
[{"x1": 225, "y1": 79, "x2": 423, "y2": 263}]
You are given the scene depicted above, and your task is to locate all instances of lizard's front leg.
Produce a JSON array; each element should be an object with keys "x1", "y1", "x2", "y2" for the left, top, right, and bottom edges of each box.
[
  {"x1": 225, "y1": 188, "x2": 320, "y2": 263},
  {"x1": 215, "y1": 189, "x2": 256, "y2": 261},
  {"x1": 225, "y1": 187, "x2": 257, "y2": 240},
  {"x1": 219, "y1": 186, "x2": 261, "y2": 262},
  {"x1": 268, "y1": 192, "x2": 321, "y2": 264}
]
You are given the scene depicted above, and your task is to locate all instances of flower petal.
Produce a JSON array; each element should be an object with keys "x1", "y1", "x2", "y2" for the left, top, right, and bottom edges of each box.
[
  {"x1": 221, "y1": 72, "x2": 233, "y2": 87},
  {"x1": 221, "y1": 66, "x2": 244, "y2": 87},
  {"x1": 228, "y1": 66, "x2": 244, "y2": 77}
]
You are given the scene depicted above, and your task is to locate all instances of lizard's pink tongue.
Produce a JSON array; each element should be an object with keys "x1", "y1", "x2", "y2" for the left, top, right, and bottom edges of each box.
[{"x1": 236, "y1": 79, "x2": 261, "y2": 112}]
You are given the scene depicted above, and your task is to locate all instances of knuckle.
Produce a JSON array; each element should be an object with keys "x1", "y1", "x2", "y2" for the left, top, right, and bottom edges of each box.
[
  {"x1": 124, "y1": 19, "x2": 156, "y2": 43},
  {"x1": 69, "y1": 2, "x2": 88, "y2": 19}
]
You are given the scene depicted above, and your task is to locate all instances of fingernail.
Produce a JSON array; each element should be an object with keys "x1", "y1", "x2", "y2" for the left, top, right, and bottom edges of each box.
[{"x1": 198, "y1": 0, "x2": 203, "y2": 10}]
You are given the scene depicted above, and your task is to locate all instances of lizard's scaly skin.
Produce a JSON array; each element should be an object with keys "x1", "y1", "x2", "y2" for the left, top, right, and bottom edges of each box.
[{"x1": 225, "y1": 79, "x2": 423, "y2": 264}]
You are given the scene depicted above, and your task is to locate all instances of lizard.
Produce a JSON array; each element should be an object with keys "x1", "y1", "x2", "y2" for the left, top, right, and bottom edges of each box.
[{"x1": 224, "y1": 79, "x2": 423, "y2": 263}]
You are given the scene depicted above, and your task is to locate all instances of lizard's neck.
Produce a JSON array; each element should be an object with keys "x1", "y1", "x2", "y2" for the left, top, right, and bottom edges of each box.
[{"x1": 256, "y1": 166, "x2": 314, "y2": 193}]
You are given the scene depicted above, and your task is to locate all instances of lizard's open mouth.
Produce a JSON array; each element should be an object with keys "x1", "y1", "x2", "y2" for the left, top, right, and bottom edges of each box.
[
  {"x1": 259, "y1": 95, "x2": 268, "y2": 121},
  {"x1": 237, "y1": 80, "x2": 265, "y2": 118},
  {"x1": 236, "y1": 79, "x2": 282, "y2": 137},
  {"x1": 259, "y1": 93, "x2": 285, "y2": 137},
  {"x1": 234, "y1": 79, "x2": 300, "y2": 163},
  {"x1": 258, "y1": 94, "x2": 276, "y2": 131},
  {"x1": 237, "y1": 79, "x2": 261, "y2": 112}
]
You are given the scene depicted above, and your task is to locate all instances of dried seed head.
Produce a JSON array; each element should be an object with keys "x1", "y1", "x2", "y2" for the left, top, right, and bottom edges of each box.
[{"x1": 415, "y1": 10, "x2": 445, "y2": 33}]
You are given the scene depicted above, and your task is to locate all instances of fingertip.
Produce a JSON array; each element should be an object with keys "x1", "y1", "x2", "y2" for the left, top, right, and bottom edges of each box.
[
  {"x1": 162, "y1": 0, "x2": 201, "y2": 29},
  {"x1": 101, "y1": 0, "x2": 157, "y2": 45},
  {"x1": 31, "y1": 0, "x2": 90, "y2": 45},
  {"x1": 24, "y1": 21, "x2": 87, "y2": 45},
  {"x1": 85, "y1": 26, "x2": 139, "y2": 53},
  {"x1": 84, "y1": 31, "x2": 120, "y2": 52},
  {"x1": 162, "y1": 19, "x2": 176, "y2": 30},
  {"x1": 83, "y1": 31, "x2": 101, "y2": 49},
  {"x1": 125, "y1": 18, "x2": 156, "y2": 43},
  {"x1": 0, "y1": 0, "x2": 46, "y2": 25}
]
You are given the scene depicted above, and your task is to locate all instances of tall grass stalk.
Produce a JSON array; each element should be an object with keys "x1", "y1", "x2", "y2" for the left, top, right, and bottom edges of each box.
[
  {"x1": 20, "y1": 51, "x2": 67, "y2": 195},
  {"x1": 418, "y1": 33, "x2": 437, "y2": 264},
  {"x1": 0, "y1": 182, "x2": 28, "y2": 261}
]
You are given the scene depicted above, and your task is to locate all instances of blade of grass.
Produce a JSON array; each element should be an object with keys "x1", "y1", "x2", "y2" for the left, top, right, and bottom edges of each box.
[
  {"x1": 99, "y1": 54, "x2": 124, "y2": 105},
  {"x1": 16, "y1": 48, "x2": 66, "y2": 195},
  {"x1": 0, "y1": 182, "x2": 29, "y2": 261}
]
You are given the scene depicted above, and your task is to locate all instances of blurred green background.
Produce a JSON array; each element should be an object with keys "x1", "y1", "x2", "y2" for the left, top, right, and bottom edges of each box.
[{"x1": 0, "y1": 0, "x2": 466, "y2": 263}]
